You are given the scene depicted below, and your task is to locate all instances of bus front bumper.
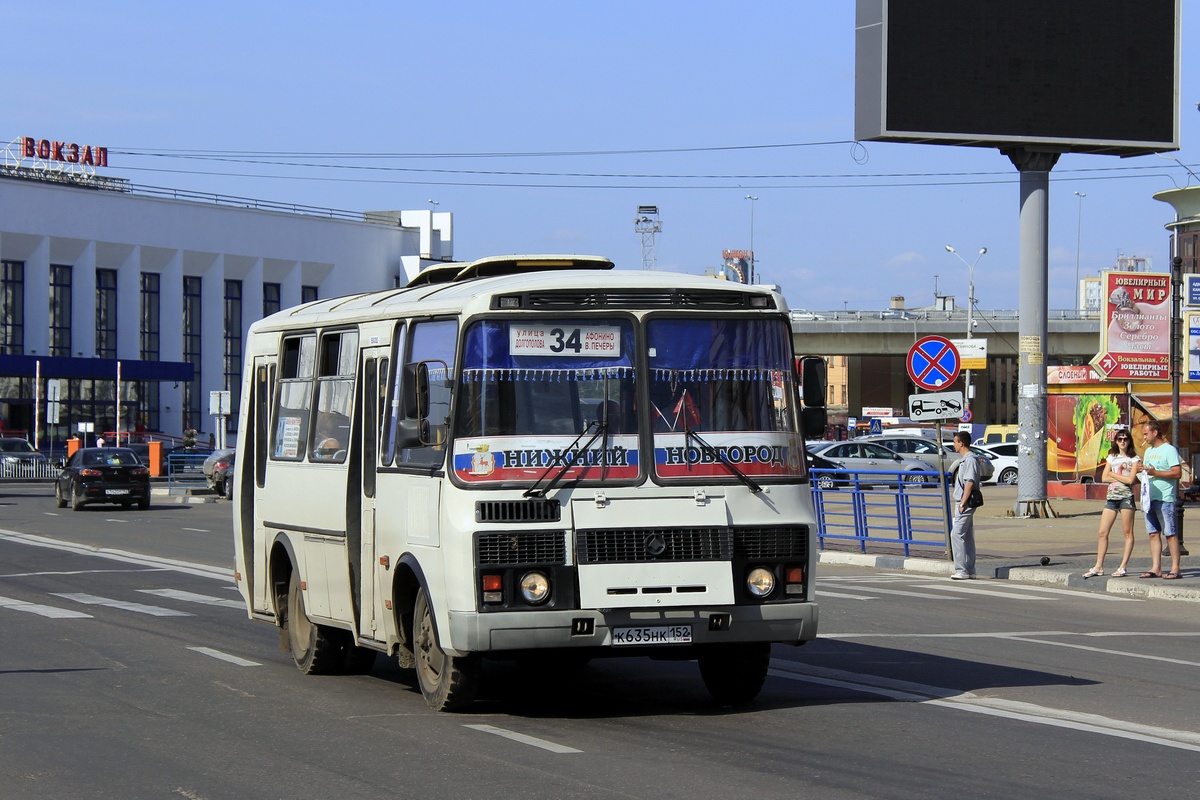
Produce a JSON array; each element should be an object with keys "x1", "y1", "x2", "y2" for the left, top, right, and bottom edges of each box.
[{"x1": 444, "y1": 602, "x2": 818, "y2": 656}]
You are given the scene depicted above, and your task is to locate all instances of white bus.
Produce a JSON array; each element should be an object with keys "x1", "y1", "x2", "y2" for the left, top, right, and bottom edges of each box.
[{"x1": 232, "y1": 255, "x2": 826, "y2": 710}]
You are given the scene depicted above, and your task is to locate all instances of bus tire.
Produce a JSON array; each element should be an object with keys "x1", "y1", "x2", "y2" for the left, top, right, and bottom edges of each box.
[
  {"x1": 286, "y1": 571, "x2": 345, "y2": 675},
  {"x1": 413, "y1": 587, "x2": 479, "y2": 711},
  {"x1": 697, "y1": 642, "x2": 771, "y2": 705}
]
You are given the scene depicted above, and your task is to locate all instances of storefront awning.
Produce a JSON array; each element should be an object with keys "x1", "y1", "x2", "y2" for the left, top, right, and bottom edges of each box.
[
  {"x1": 0, "y1": 354, "x2": 194, "y2": 382},
  {"x1": 1133, "y1": 393, "x2": 1200, "y2": 422}
]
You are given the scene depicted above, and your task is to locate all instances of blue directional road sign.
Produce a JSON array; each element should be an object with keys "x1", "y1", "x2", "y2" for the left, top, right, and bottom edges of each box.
[
  {"x1": 869, "y1": 418, "x2": 882, "y2": 434},
  {"x1": 906, "y1": 336, "x2": 961, "y2": 391}
]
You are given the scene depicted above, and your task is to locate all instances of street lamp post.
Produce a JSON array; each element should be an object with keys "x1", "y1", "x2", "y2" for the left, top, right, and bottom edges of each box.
[
  {"x1": 945, "y1": 245, "x2": 987, "y2": 414},
  {"x1": 1074, "y1": 191, "x2": 1085, "y2": 310},
  {"x1": 744, "y1": 195, "x2": 758, "y2": 283}
]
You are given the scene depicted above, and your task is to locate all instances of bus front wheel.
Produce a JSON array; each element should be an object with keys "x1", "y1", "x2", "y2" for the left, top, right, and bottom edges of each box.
[
  {"x1": 413, "y1": 587, "x2": 480, "y2": 711},
  {"x1": 697, "y1": 642, "x2": 771, "y2": 705},
  {"x1": 286, "y1": 571, "x2": 346, "y2": 675}
]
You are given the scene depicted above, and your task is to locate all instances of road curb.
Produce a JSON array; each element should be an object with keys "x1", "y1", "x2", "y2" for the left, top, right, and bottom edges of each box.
[{"x1": 817, "y1": 551, "x2": 1200, "y2": 603}]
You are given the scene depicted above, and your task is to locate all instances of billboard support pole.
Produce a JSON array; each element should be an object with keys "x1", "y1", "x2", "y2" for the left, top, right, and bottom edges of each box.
[{"x1": 1005, "y1": 147, "x2": 1060, "y2": 518}]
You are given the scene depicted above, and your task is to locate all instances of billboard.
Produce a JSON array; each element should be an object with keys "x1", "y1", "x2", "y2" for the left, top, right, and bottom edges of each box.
[
  {"x1": 855, "y1": 0, "x2": 1180, "y2": 155},
  {"x1": 1091, "y1": 271, "x2": 1170, "y2": 380}
]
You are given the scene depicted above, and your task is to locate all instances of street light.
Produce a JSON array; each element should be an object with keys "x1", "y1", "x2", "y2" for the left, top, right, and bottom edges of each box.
[
  {"x1": 945, "y1": 245, "x2": 987, "y2": 408},
  {"x1": 1074, "y1": 191, "x2": 1086, "y2": 310},
  {"x1": 745, "y1": 195, "x2": 758, "y2": 283}
]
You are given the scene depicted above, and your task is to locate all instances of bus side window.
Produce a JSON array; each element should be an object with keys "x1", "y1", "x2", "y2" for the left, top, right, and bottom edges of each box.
[
  {"x1": 310, "y1": 329, "x2": 358, "y2": 463},
  {"x1": 381, "y1": 324, "x2": 406, "y2": 466},
  {"x1": 399, "y1": 319, "x2": 457, "y2": 467},
  {"x1": 271, "y1": 335, "x2": 316, "y2": 460}
]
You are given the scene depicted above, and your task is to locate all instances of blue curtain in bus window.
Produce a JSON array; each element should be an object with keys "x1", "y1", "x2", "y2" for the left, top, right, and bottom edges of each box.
[
  {"x1": 646, "y1": 319, "x2": 790, "y2": 378},
  {"x1": 460, "y1": 319, "x2": 634, "y2": 381}
]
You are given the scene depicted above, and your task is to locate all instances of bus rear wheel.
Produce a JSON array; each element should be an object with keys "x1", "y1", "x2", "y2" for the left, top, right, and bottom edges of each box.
[
  {"x1": 413, "y1": 587, "x2": 479, "y2": 711},
  {"x1": 697, "y1": 642, "x2": 771, "y2": 705},
  {"x1": 286, "y1": 571, "x2": 346, "y2": 675}
]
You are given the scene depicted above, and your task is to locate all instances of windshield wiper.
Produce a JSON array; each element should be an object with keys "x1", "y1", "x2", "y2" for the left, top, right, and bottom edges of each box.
[
  {"x1": 684, "y1": 427, "x2": 763, "y2": 494},
  {"x1": 523, "y1": 416, "x2": 609, "y2": 498}
]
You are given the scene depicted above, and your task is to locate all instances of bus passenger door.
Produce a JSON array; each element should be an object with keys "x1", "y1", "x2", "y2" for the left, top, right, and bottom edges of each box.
[
  {"x1": 359, "y1": 348, "x2": 387, "y2": 639},
  {"x1": 248, "y1": 355, "x2": 275, "y2": 613}
]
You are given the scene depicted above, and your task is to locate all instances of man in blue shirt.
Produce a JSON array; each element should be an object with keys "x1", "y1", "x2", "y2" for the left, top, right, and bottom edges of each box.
[
  {"x1": 1138, "y1": 420, "x2": 1183, "y2": 580},
  {"x1": 949, "y1": 430, "x2": 979, "y2": 580}
]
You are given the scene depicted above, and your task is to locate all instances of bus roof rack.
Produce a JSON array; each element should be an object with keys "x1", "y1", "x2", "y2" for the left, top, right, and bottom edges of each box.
[{"x1": 406, "y1": 255, "x2": 615, "y2": 288}]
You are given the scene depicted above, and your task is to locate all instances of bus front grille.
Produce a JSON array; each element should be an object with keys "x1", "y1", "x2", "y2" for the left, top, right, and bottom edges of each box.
[
  {"x1": 576, "y1": 527, "x2": 733, "y2": 564},
  {"x1": 734, "y1": 526, "x2": 809, "y2": 560},
  {"x1": 475, "y1": 499, "x2": 562, "y2": 523},
  {"x1": 476, "y1": 531, "x2": 566, "y2": 566}
]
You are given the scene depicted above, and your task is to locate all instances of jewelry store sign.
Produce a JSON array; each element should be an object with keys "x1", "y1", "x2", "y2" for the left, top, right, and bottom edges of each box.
[{"x1": 1090, "y1": 270, "x2": 1169, "y2": 380}]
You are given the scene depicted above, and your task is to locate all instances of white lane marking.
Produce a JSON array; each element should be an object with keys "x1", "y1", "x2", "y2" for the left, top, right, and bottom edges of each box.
[
  {"x1": 0, "y1": 594, "x2": 91, "y2": 619},
  {"x1": 139, "y1": 589, "x2": 244, "y2": 609},
  {"x1": 44, "y1": 512, "x2": 60, "y2": 516},
  {"x1": 182, "y1": 528, "x2": 209, "y2": 533},
  {"x1": 768, "y1": 660, "x2": 1200, "y2": 753},
  {"x1": 463, "y1": 724, "x2": 581, "y2": 754},
  {"x1": 0, "y1": 529, "x2": 232, "y2": 582},
  {"x1": 0, "y1": 568, "x2": 166, "y2": 578},
  {"x1": 912, "y1": 584, "x2": 1053, "y2": 601},
  {"x1": 1083, "y1": 631, "x2": 1200, "y2": 637},
  {"x1": 821, "y1": 631, "x2": 1076, "y2": 639},
  {"x1": 922, "y1": 583, "x2": 1141, "y2": 602},
  {"x1": 104, "y1": 519, "x2": 128, "y2": 524},
  {"x1": 52, "y1": 592, "x2": 194, "y2": 617},
  {"x1": 836, "y1": 585, "x2": 959, "y2": 600},
  {"x1": 1001, "y1": 635, "x2": 1200, "y2": 668},
  {"x1": 816, "y1": 590, "x2": 879, "y2": 601},
  {"x1": 819, "y1": 575, "x2": 914, "y2": 583},
  {"x1": 187, "y1": 647, "x2": 261, "y2": 667}
]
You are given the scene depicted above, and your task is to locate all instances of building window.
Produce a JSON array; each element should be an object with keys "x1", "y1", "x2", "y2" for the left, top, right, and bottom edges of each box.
[
  {"x1": 302, "y1": 284, "x2": 318, "y2": 304},
  {"x1": 140, "y1": 272, "x2": 161, "y2": 432},
  {"x1": 183, "y1": 276, "x2": 202, "y2": 430},
  {"x1": 224, "y1": 279, "x2": 242, "y2": 433},
  {"x1": 96, "y1": 268, "x2": 117, "y2": 359},
  {"x1": 0, "y1": 260, "x2": 23, "y2": 355},
  {"x1": 263, "y1": 282, "x2": 281, "y2": 318},
  {"x1": 49, "y1": 264, "x2": 72, "y2": 357}
]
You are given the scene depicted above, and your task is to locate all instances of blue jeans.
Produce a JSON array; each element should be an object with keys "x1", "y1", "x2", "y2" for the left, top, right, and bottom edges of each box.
[{"x1": 1145, "y1": 500, "x2": 1177, "y2": 537}]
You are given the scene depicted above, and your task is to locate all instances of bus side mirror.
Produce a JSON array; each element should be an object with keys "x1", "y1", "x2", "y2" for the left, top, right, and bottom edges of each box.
[
  {"x1": 394, "y1": 418, "x2": 430, "y2": 450},
  {"x1": 796, "y1": 355, "x2": 828, "y2": 439},
  {"x1": 403, "y1": 362, "x2": 431, "y2": 420}
]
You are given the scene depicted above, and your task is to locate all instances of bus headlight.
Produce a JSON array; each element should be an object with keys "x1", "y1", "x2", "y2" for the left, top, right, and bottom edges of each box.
[
  {"x1": 519, "y1": 571, "x2": 551, "y2": 605},
  {"x1": 746, "y1": 567, "x2": 775, "y2": 598}
]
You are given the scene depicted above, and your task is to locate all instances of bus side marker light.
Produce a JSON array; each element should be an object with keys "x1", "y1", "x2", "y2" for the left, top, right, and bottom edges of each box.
[
  {"x1": 379, "y1": 555, "x2": 390, "y2": 569},
  {"x1": 300, "y1": 580, "x2": 307, "y2": 591}
]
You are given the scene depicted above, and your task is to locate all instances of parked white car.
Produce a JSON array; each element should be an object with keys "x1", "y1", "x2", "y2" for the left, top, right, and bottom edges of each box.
[{"x1": 976, "y1": 443, "x2": 1019, "y2": 485}]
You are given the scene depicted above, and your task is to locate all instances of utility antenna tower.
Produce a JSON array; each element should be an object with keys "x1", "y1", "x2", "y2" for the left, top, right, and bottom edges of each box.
[{"x1": 634, "y1": 205, "x2": 661, "y2": 270}]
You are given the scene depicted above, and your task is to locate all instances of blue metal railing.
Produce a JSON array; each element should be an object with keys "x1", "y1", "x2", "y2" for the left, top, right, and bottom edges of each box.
[
  {"x1": 166, "y1": 453, "x2": 208, "y2": 489},
  {"x1": 811, "y1": 468, "x2": 951, "y2": 556}
]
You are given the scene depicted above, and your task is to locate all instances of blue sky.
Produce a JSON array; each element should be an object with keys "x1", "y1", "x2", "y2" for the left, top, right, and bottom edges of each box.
[{"x1": 6, "y1": 1, "x2": 1196, "y2": 313}]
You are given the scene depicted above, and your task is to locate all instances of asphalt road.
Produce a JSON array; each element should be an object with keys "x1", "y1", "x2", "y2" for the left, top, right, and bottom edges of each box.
[{"x1": 0, "y1": 484, "x2": 1196, "y2": 799}]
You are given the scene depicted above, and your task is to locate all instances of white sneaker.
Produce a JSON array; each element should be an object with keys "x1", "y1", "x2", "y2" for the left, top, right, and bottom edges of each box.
[{"x1": 951, "y1": 571, "x2": 970, "y2": 580}]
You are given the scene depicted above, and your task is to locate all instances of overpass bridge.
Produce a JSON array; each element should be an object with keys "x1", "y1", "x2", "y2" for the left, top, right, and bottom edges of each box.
[{"x1": 789, "y1": 308, "x2": 1100, "y2": 427}]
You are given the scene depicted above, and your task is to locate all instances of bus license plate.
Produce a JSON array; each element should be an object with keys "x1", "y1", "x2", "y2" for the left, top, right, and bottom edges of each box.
[
  {"x1": 612, "y1": 625, "x2": 692, "y2": 646},
  {"x1": 106, "y1": 489, "x2": 130, "y2": 495}
]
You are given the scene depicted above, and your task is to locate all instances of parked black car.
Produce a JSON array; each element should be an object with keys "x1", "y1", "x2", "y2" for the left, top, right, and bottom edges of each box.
[
  {"x1": 214, "y1": 459, "x2": 235, "y2": 499},
  {"x1": 55, "y1": 447, "x2": 151, "y2": 511},
  {"x1": 0, "y1": 437, "x2": 51, "y2": 477}
]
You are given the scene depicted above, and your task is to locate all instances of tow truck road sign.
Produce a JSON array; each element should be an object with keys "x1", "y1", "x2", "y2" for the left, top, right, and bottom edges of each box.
[
  {"x1": 908, "y1": 390, "x2": 965, "y2": 422},
  {"x1": 907, "y1": 336, "x2": 961, "y2": 391}
]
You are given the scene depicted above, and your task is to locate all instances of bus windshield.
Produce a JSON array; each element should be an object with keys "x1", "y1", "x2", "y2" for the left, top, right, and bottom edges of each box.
[
  {"x1": 646, "y1": 317, "x2": 805, "y2": 481},
  {"x1": 451, "y1": 317, "x2": 639, "y2": 485}
]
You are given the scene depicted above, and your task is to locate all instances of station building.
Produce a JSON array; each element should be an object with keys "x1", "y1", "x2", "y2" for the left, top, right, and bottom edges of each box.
[{"x1": 0, "y1": 165, "x2": 453, "y2": 449}]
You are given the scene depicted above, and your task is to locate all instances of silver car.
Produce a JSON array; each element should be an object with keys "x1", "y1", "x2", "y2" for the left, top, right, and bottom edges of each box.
[
  {"x1": 859, "y1": 434, "x2": 963, "y2": 470},
  {"x1": 810, "y1": 440, "x2": 938, "y2": 486}
]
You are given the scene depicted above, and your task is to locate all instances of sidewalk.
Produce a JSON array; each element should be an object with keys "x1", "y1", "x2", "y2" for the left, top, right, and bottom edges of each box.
[{"x1": 817, "y1": 484, "x2": 1200, "y2": 603}]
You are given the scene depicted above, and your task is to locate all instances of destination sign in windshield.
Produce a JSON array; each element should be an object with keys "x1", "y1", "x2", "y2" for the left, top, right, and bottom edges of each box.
[{"x1": 509, "y1": 325, "x2": 621, "y2": 357}]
